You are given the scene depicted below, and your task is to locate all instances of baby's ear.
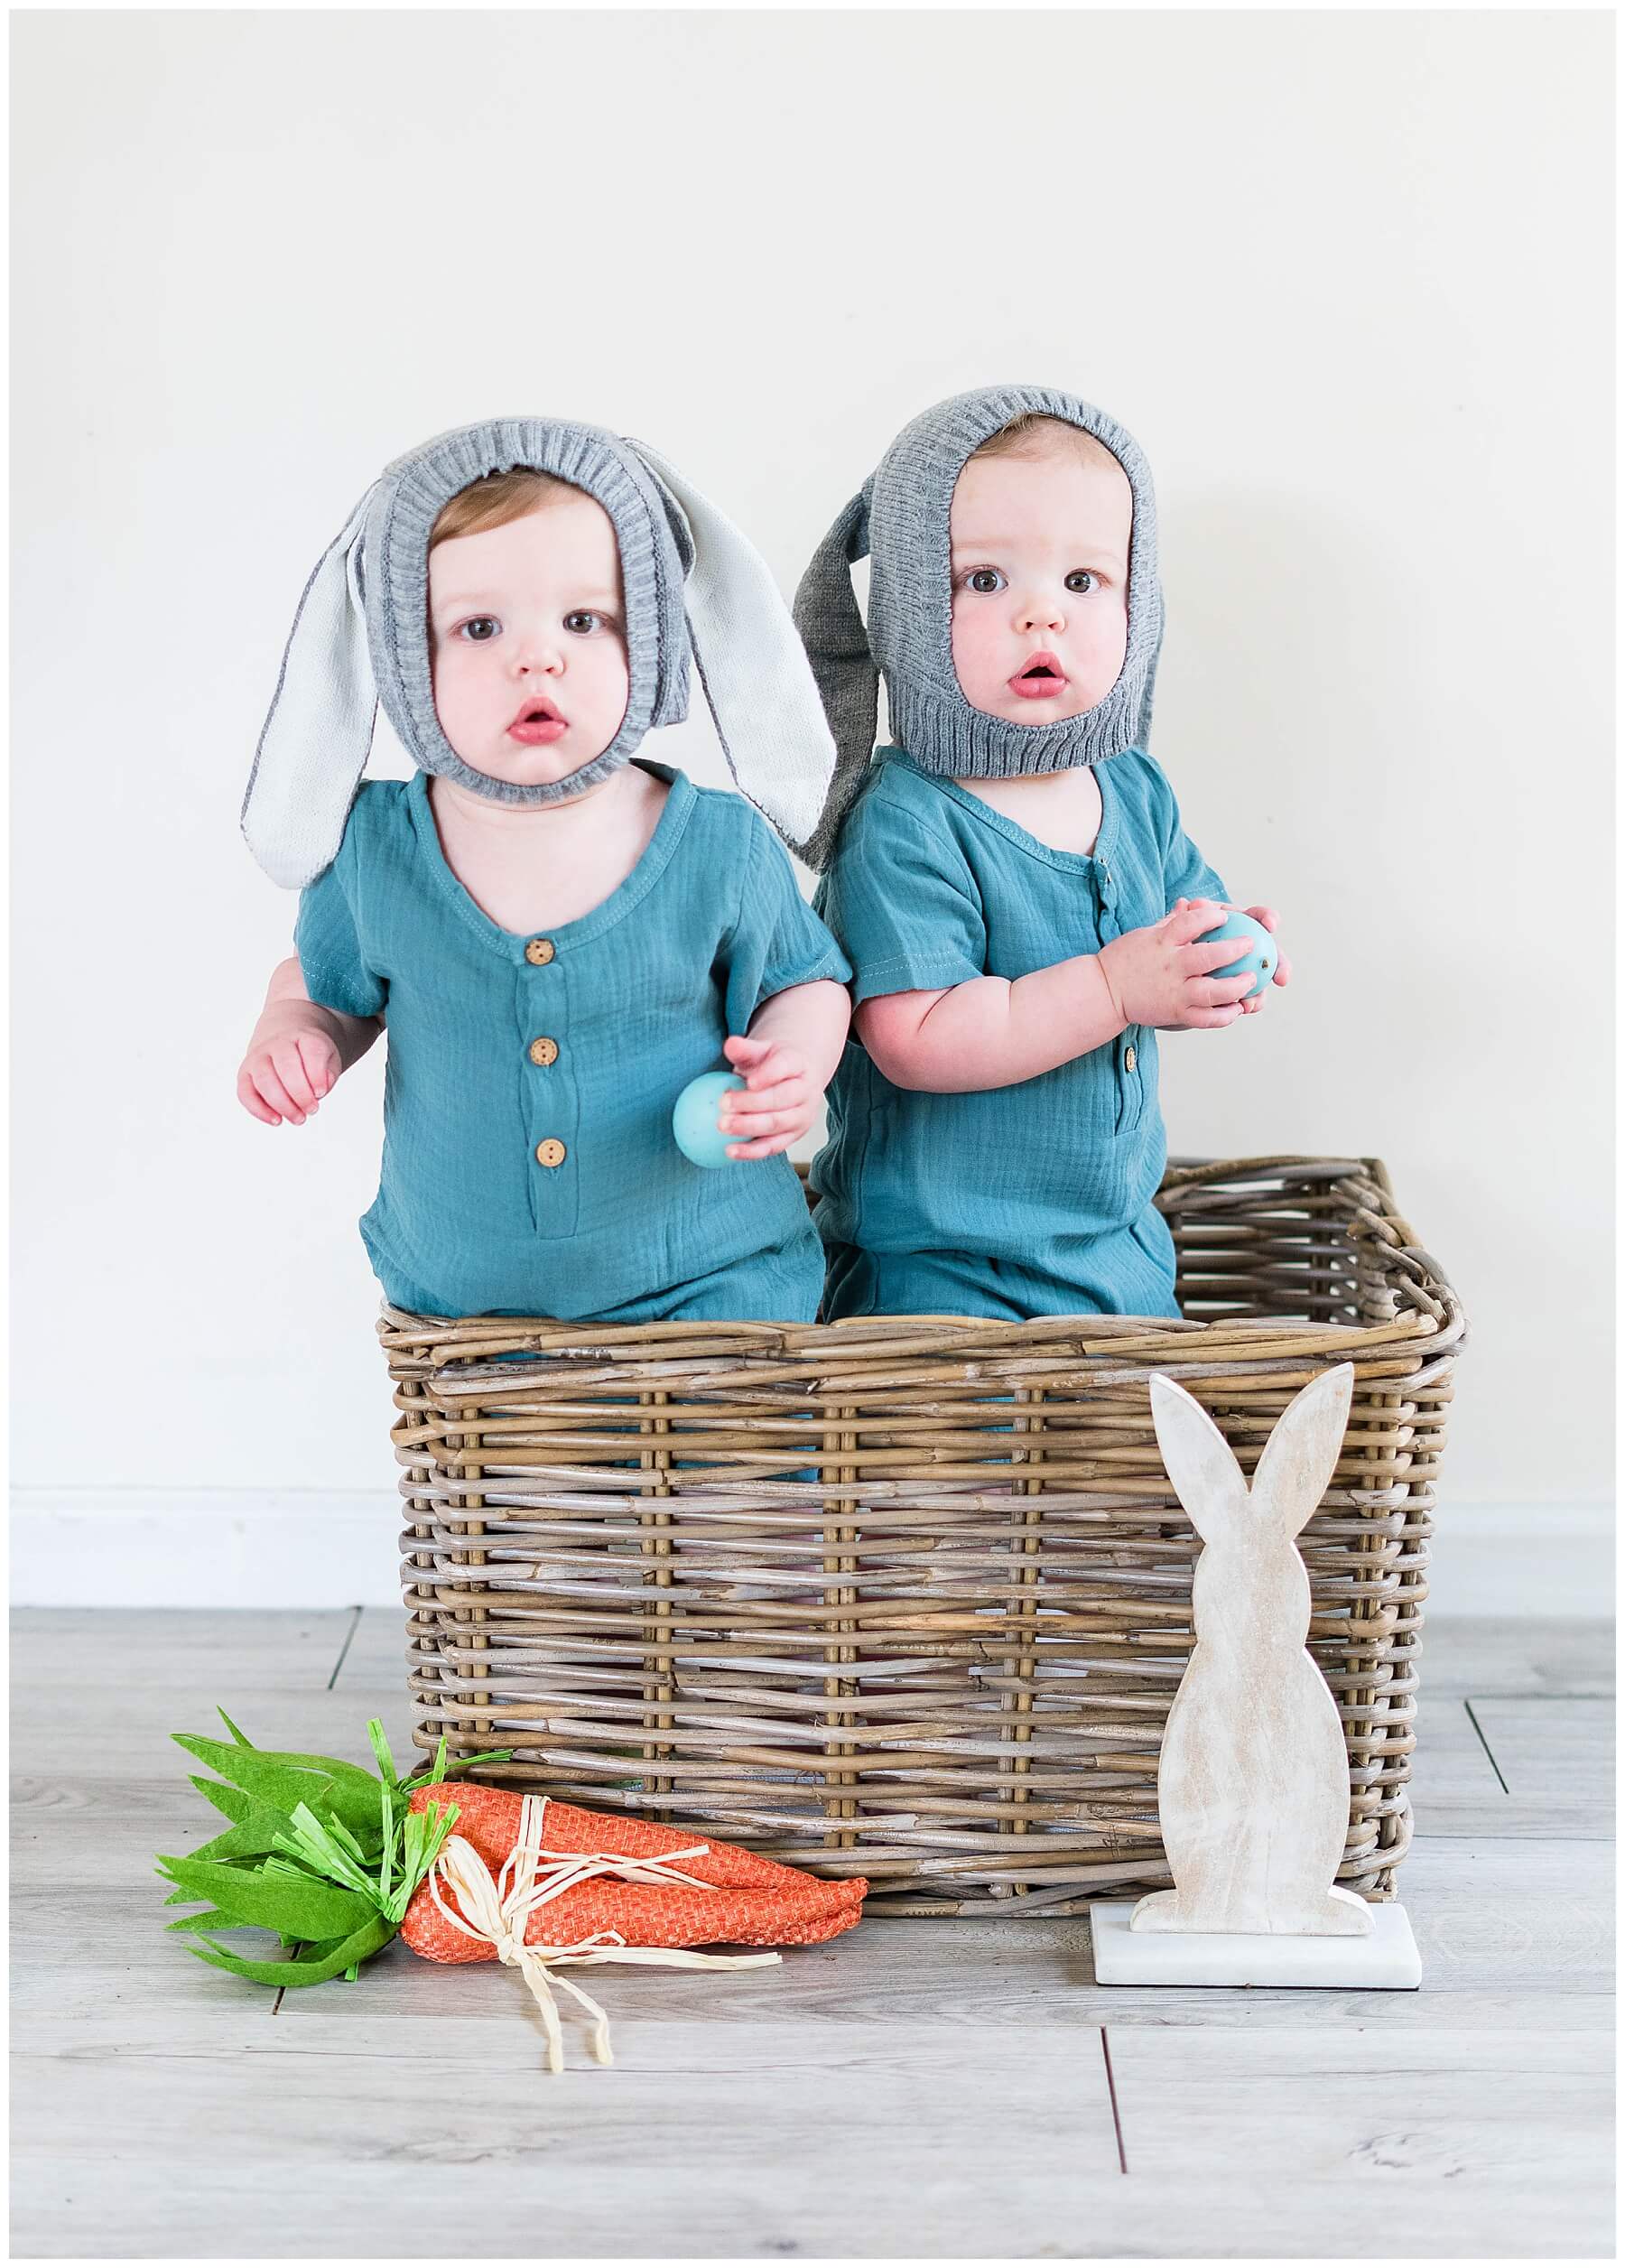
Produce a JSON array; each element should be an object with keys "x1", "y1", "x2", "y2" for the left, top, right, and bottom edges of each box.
[
  {"x1": 1249, "y1": 1364, "x2": 1355, "y2": 1540},
  {"x1": 1148, "y1": 1373, "x2": 1248, "y2": 1543}
]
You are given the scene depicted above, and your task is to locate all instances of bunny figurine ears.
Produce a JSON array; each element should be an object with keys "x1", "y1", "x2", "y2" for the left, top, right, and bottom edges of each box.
[
  {"x1": 242, "y1": 418, "x2": 838, "y2": 888},
  {"x1": 793, "y1": 384, "x2": 1166, "y2": 868}
]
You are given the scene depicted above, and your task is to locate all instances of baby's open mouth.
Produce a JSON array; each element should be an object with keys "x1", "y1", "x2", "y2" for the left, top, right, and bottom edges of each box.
[
  {"x1": 507, "y1": 697, "x2": 568, "y2": 745},
  {"x1": 1009, "y1": 652, "x2": 1069, "y2": 700}
]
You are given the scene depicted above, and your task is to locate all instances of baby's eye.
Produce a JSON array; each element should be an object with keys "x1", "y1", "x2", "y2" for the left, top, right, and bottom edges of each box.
[
  {"x1": 563, "y1": 610, "x2": 605, "y2": 636},
  {"x1": 458, "y1": 616, "x2": 501, "y2": 643},
  {"x1": 1064, "y1": 571, "x2": 1100, "y2": 594},
  {"x1": 961, "y1": 568, "x2": 1007, "y2": 596}
]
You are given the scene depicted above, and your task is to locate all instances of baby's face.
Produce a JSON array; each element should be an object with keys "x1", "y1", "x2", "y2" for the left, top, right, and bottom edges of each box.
[
  {"x1": 428, "y1": 489, "x2": 630, "y2": 787},
  {"x1": 948, "y1": 442, "x2": 1132, "y2": 726}
]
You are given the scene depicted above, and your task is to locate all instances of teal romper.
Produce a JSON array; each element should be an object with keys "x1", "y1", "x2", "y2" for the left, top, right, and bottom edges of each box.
[
  {"x1": 296, "y1": 764, "x2": 851, "y2": 1323},
  {"x1": 811, "y1": 748, "x2": 1228, "y2": 1321}
]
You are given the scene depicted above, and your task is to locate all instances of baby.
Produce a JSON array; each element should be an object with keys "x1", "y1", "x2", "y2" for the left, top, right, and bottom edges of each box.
[
  {"x1": 237, "y1": 419, "x2": 850, "y2": 1324},
  {"x1": 794, "y1": 386, "x2": 1289, "y2": 1322}
]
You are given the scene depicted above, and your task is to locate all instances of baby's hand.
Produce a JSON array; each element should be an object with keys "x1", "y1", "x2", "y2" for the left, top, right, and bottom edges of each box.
[
  {"x1": 719, "y1": 1033, "x2": 821, "y2": 1161},
  {"x1": 237, "y1": 1009, "x2": 342, "y2": 1127},
  {"x1": 1098, "y1": 899, "x2": 1260, "y2": 1032},
  {"x1": 1236, "y1": 904, "x2": 1291, "y2": 1016}
]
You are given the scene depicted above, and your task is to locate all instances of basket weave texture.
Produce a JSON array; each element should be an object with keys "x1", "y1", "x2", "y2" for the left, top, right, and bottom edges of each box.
[{"x1": 382, "y1": 1156, "x2": 1462, "y2": 1918}]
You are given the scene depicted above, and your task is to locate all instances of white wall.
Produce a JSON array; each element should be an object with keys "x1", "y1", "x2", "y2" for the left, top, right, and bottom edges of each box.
[{"x1": 11, "y1": 10, "x2": 1612, "y2": 1581}]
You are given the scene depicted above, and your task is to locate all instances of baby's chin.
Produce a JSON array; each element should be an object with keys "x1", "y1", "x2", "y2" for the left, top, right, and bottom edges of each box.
[{"x1": 442, "y1": 736, "x2": 618, "y2": 792}]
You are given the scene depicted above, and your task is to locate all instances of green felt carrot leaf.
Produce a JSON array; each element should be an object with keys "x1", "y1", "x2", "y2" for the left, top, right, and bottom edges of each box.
[
  {"x1": 159, "y1": 1713, "x2": 511, "y2": 1992},
  {"x1": 181, "y1": 1912, "x2": 396, "y2": 1988},
  {"x1": 173, "y1": 1734, "x2": 385, "y2": 1844},
  {"x1": 156, "y1": 1852, "x2": 375, "y2": 1940}
]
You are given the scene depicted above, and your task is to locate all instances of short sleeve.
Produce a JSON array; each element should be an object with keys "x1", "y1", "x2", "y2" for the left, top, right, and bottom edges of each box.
[
  {"x1": 817, "y1": 784, "x2": 988, "y2": 1007},
  {"x1": 1148, "y1": 761, "x2": 1230, "y2": 910},
  {"x1": 721, "y1": 818, "x2": 852, "y2": 1034},
  {"x1": 294, "y1": 827, "x2": 387, "y2": 1021}
]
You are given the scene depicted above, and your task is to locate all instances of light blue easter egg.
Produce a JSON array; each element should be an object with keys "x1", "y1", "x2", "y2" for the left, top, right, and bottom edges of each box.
[
  {"x1": 1198, "y1": 909, "x2": 1278, "y2": 999},
  {"x1": 672, "y1": 1071, "x2": 746, "y2": 1168}
]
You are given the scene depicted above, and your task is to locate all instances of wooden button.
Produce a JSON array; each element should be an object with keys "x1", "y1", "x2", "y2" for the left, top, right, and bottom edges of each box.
[
  {"x1": 534, "y1": 1138, "x2": 567, "y2": 1168},
  {"x1": 525, "y1": 938, "x2": 555, "y2": 967},
  {"x1": 528, "y1": 1036, "x2": 559, "y2": 1067},
  {"x1": 1124, "y1": 1045, "x2": 1138, "y2": 1074}
]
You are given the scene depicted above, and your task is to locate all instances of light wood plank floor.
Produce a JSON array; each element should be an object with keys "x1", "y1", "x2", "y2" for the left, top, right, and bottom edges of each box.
[{"x1": 10, "y1": 1610, "x2": 1614, "y2": 2261}]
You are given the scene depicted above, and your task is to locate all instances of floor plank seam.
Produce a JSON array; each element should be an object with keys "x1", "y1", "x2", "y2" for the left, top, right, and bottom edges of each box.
[
  {"x1": 326, "y1": 1606, "x2": 364, "y2": 1690},
  {"x1": 1099, "y1": 2027, "x2": 1128, "y2": 2175},
  {"x1": 1462, "y1": 1699, "x2": 1510, "y2": 1793}
]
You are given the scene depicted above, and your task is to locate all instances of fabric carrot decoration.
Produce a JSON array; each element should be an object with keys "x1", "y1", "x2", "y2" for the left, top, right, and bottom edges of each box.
[
  {"x1": 156, "y1": 1714, "x2": 868, "y2": 2074},
  {"x1": 403, "y1": 1783, "x2": 868, "y2": 2071}
]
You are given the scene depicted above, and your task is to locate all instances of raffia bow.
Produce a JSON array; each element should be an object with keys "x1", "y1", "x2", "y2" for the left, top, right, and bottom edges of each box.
[{"x1": 425, "y1": 1794, "x2": 781, "y2": 2072}]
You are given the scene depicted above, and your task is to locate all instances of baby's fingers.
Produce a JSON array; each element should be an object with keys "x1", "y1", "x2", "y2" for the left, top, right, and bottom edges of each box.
[
  {"x1": 252, "y1": 1061, "x2": 306, "y2": 1125},
  {"x1": 295, "y1": 1035, "x2": 339, "y2": 1099},
  {"x1": 1164, "y1": 898, "x2": 1225, "y2": 944},
  {"x1": 1191, "y1": 971, "x2": 1260, "y2": 1009},
  {"x1": 722, "y1": 1101, "x2": 804, "y2": 1143},
  {"x1": 1182, "y1": 936, "x2": 1259, "y2": 976},
  {"x1": 272, "y1": 1039, "x2": 320, "y2": 1114},
  {"x1": 721, "y1": 1078, "x2": 806, "y2": 1129},
  {"x1": 725, "y1": 1129, "x2": 798, "y2": 1161},
  {"x1": 237, "y1": 1066, "x2": 283, "y2": 1126},
  {"x1": 1181, "y1": 1002, "x2": 1247, "y2": 1030}
]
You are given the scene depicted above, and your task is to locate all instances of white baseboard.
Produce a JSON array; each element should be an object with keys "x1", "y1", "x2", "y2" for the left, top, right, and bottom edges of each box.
[
  {"x1": 8, "y1": 1489, "x2": 403, "y2": 1608},
  {"x1": 1421, "y1": 1502, "x2": 1614, "y2": 1619},
  {"x1": 7, "y1": 1489, "x2": 1615, "y2": 1615}
]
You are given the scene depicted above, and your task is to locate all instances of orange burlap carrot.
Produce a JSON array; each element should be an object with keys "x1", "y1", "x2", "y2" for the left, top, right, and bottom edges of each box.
[{"x1": 402, "y1": 1784, "x2": 867, "y2": 2070}]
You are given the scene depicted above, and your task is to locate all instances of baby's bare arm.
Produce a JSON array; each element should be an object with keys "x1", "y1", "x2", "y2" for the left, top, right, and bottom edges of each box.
[
  {"x1": 857, "y1": 901, "x2": 1255, "y2": 1094},
  {"x1": 237, "y1": 956, "x2": 383, "y2": 1127}
]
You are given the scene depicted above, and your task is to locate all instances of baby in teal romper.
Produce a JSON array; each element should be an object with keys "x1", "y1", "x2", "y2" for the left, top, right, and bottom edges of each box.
[
  {"x1": 237, "y1": 417, "x2": 850, "y2": 1324},
  {"x1": 792, "y1": 386, "x2": 1290, "y2": 1322}
]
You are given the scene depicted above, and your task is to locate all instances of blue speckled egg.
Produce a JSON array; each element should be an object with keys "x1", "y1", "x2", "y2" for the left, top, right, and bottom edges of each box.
[
  {"x1": 673, "y1": 1071, "x2": 746, "y2": 1168},
  {"x1": 1199, "y1": 910, "x2": 1277, "y2": 999}
]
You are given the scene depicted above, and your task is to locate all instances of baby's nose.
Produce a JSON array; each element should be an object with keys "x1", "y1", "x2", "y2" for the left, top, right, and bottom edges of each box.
[{"x1": 1016, "y1": 592, "x2": 1066, "y2": 632}]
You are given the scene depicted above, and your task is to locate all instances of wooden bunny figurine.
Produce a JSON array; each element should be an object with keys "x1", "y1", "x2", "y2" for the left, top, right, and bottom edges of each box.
[{"x1": 1131, "y1": 1362, "x2": 1372, "y2": 1938}]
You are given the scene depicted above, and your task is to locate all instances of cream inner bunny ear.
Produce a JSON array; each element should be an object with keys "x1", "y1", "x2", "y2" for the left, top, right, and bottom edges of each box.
[
  {"x1": 241, "y1": 484, "x2": 379, "y2": 889},
  {"x1": 624, "y1": 442, "x2": 835, "y2": 861},
  {"x1": 1148, "y1": 1372, "x2": 1248, "y2": 1543},
  {"x1": 1249, "y1": 1362, "x2": 1356, "y2": 1539}
]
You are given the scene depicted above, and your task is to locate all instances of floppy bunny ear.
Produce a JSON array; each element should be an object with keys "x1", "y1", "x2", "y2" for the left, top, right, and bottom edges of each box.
[
  {"x1": 625, "y1": 442, "x2": 835, "y2": 864},
  {"x1": 241, "y1": 485, "x2": 379, "y2": 889},
  {"x1": 792, "y1": 484, "x2": 878, "y2": 869},
  {"x1": 1149, "y1": 1373, "x2": 1249, "y2": 1544},
  {"x1": 1249, "y1": 1363, "x2": 1354, "y2": 1540}
]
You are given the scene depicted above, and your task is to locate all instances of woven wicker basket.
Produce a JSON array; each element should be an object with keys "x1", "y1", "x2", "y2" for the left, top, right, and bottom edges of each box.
[{"x1": 382, "y1": 1156, "x2": 1462, "y2": 1918}]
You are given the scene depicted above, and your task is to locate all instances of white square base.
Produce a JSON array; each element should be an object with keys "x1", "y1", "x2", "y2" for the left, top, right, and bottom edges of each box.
[{"x1": 1089, "y1": 1899, "x2": 1422, "y2": 1989}]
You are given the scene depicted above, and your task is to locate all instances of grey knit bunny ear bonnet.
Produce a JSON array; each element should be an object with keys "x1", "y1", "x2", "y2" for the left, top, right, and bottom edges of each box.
[
  {"x1": 793, "y1": 384, "x2": 1164, "y2": 867},
  {"x1": 242, "y1": 417, "x2": 836, "y2": 888}
]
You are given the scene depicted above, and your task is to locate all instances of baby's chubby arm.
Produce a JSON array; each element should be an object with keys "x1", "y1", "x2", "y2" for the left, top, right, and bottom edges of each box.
[
  {"x1": 856, "y1": 900, "x2": 1256, "y2": 1095},
  {"x1": 237, "y1": 956, "x2": 383, "y2": 1127},
  {"x1": 717, "y1": 980, "x2": 851, "y2": 1161}
]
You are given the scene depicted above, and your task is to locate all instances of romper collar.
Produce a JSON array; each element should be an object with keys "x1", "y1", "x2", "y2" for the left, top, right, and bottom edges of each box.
[
  {"x1": 882, "y1": 747, "x2": 1122, "y2": 874},
  {"x1": 405, "y1": 763, "x2": 698, "y2": 960}
]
